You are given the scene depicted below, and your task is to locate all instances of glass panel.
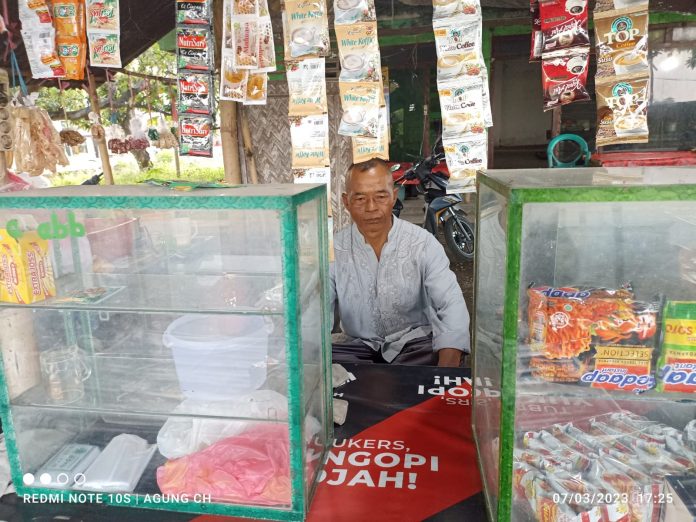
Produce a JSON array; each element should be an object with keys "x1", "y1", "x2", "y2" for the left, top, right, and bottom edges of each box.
[
  {"x1": 0, "y1": 208, "x2": 283, "y2": 314},
  {"x1": 296, "y1": 198, "x2": 328, "y2": 504},
  {"x1": 0, "y1": 198, "x2": 322, "y2": 511},
  {"x1": 473, "y1": 184, "x2": 508, "y2": 521},
  {"x1": 512, "y1": 200, "x2": 696, "y2": 521}
]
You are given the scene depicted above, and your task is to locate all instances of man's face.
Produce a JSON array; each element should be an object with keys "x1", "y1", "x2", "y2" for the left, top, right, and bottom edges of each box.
[{"x1": 342, "y1": 165, "x2": 399, "y2": 236}]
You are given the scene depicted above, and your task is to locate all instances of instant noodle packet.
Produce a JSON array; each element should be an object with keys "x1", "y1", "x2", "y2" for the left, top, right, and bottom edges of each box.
[{"x1": 657, "y1": 301, "x2": 696, "y2": 393}]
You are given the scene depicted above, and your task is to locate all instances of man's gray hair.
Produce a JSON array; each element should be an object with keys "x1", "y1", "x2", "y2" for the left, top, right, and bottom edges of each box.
[{"x1": 344, "y1": 158, "x2": 394, "y2": 194}]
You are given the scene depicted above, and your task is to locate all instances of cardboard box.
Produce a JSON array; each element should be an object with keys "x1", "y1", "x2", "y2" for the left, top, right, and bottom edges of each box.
[{"x1": 0, "y1": 229, "x2": 55, "y2": 304}]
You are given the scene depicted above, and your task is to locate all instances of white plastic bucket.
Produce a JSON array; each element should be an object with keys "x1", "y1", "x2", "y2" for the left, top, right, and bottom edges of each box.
[{"x1": 163, "y1": 315, "x2": 268, "y2": 400}]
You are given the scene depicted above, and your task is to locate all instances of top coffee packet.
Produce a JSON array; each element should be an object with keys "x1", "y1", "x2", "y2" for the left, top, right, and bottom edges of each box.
[{"x1": 595, "y1": 10, "x2": 649, "y2": 80}]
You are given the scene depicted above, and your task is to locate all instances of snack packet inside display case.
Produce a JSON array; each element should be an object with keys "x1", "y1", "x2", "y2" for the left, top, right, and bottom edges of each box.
[
  {"x1": 526, "y1": 285, "x2": 660, "y2": 392},
  {"x1": 596, "y1": 77, "x2": 649, "y2": 146},
  {"x1": 284, "y1": 0, "x2": 330, "y2": 59},
  {"x1": 542, "y1": 48, "x2": 591, "y2": 111},
  {"x1": 334, "y1": 0, "x2": 376, "y2": 25},
  {"x1": 512, "y1": 410, "x2": 696, "y2": 522},
  {"x1": 177, "y1": 0, "x2": 212, "y2": 25},
  {"x1": 220, "y1": 55, "x2": 248, "y2": 102},
  {"x1": 179, "y1": 115, "x2": 213, "y2": 157},
  {"x1": 657, "y1": 301, "x2": 696, "y2": 394}
]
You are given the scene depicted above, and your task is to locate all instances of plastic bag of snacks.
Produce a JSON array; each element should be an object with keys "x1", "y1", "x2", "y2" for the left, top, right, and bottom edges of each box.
[{"x1": 12, "y1": 107, "x2": 69, "y2": 176}]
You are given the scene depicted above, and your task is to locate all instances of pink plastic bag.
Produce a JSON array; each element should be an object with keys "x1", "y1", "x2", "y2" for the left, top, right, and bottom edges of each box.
[
  {"x1": 0, "y1": 171, "x2": 31, "y2": 193},
  {"x1": 157, "y1": 423, "x2": 291, "y2": 506}
]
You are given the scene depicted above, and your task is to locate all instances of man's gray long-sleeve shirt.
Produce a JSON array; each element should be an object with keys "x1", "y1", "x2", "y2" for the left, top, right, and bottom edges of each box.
[{"x1": 329, "y1": 217, "x2": 471, "y2": 362}]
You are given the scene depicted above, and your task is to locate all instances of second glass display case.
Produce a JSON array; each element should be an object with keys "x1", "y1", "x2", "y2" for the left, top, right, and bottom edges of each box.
[{"x1": 474, "y1": 167, "x2": 696, "y2": 522}]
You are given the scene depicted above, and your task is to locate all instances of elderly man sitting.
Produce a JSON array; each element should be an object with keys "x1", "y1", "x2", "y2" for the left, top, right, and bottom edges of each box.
[{"x1": 330, "y1": 158, "x2": 471, "y2": 367}]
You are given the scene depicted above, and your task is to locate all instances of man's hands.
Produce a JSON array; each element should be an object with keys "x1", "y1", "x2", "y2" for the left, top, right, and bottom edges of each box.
[{"x1": 437, "y1": 348, "x2": 463, "y2": 367}]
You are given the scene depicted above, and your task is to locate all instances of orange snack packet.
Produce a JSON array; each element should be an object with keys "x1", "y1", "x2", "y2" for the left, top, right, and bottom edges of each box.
[
  {"x1": 56, "y1": 37, "x2": 86, "y2": 80},
  {"x1": 52, "y1": 0, "x2": 86, "y2": 40}
]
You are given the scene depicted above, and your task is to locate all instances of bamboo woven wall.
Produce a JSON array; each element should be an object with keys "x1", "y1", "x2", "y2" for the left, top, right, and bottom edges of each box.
[{"x1": 244, "y1": 81, "x2": 353, "y2": 231}]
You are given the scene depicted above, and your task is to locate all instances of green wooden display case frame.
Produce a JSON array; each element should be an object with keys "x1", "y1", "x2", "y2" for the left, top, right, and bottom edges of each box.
[
  {"x1": 472, "y1": 168, "x2": 696, "y2": 522},
  {"x1": 0, "y1": 184, "x2": 334, "y2": 521}
]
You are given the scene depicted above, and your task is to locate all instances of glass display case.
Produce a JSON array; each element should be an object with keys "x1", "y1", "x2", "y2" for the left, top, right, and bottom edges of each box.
[
  {"x1": 0, "y1": 184, "x2": 333, "y2": 521},
  {"x1": 473, "y1": 167, "x2": 696, "y2": 522}
]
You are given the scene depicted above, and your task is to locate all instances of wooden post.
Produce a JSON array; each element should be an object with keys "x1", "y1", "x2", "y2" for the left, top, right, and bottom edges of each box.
[
  {"x1": 86, "y1": 68, "x2": 115, "y2": 185},
  {"x1": 220, "y1": 101, "x2": 242, "y2": 184},
  {"x1": 240, "y1": 106, "x2": 258, "y2": 184},
  {"x1": 168, "y1": 84, "x2": 182, "y2": 178}
]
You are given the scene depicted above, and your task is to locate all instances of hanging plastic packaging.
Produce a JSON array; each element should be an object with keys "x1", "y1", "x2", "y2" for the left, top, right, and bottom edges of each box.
[
  {"x1": 177, "y1": 26, "x2": 214, "y2": 72},
  {"x1": 176, "y1": 0, "x2": 212, "y2": 25},
  {"x1": 179, "y1": 115, "x2": 214, "y2": 157},
  {"x1": 178, "y1": 72, "x2": 215, "y2": 115}
]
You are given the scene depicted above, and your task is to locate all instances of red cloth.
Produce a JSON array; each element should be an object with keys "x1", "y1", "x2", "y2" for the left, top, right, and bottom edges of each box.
[{"x1": 594, "y1": 151, "x2": 696, "y2": 167}]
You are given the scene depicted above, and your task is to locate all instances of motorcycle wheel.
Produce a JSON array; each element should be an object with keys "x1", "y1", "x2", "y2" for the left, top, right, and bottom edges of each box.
[{"x1": 444, "y1": 215, "x2": 475, "y2": 262}]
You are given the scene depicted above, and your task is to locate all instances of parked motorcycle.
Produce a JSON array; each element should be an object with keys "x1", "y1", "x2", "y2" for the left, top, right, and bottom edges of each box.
[{"x1": 391, "y1": 146, "x2": 475, "y2": 263}]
